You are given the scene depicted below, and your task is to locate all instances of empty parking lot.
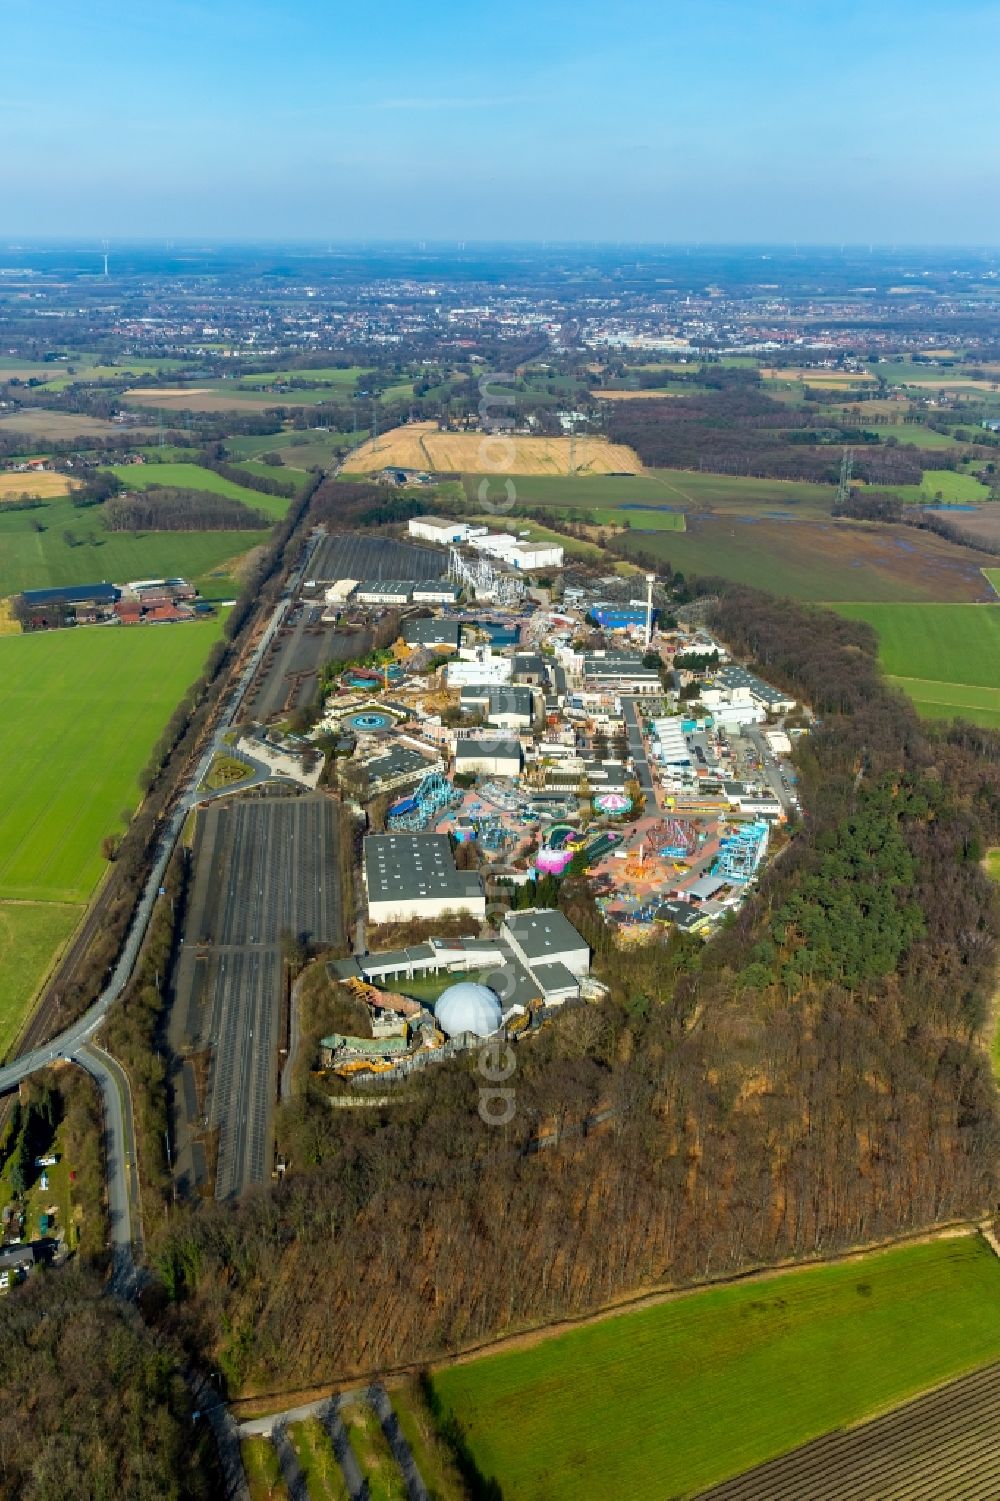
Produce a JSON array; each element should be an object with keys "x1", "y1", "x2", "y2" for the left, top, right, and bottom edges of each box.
[{"x1": 169, "y1": 794, "x2": 342, "y2": 1199}]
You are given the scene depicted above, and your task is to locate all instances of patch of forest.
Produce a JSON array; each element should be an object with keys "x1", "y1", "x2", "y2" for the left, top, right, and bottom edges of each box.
[
  {"x1": 103, "y1": 488, "x2": 271, "y2": 531},
  {"x1": 605, "y1": 384, "x2": 936, "y2": 484},
  {"x1": 151, "y1": 582, "x2": 1000, "y2": 1397},
  {"x1": 0, "y1": 1263, "x2": 218, "y2": 1499}
]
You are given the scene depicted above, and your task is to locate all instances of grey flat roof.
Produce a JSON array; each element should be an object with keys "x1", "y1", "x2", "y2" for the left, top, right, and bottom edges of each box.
[
  {"x1": 456, "y1": 737, "x2": 521, "y2": 759},
  {"x1": 329, "y1": 956, "x2": 362, "y2": 980},
  {"x1": 364, "y1": 833, "x2": 483, "y2": 905},
  {"x1": 365, "y1": 745, "x2": 432, "y2": 783},
  {"x1": 355, "y1": 579, "x2": 415, "y2": 596},
  {"x1": 460, "y1": 686, "x2": 534, "y2": 716},
  {"x1": 22, "y1": 582, "x2": 117, "y2": 606},
  {"x1": 403, "y1": 618, "x2": 460, "y2": 645},
  {"x1": 505, "y1": 909, "x2": 588, "y2": 963},
  {"x1": 530, "y1": 960, "x2": 579, "y2": 995}
]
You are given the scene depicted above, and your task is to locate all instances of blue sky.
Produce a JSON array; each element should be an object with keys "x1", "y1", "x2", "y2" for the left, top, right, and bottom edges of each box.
[{"x1": 4, "y1": 0, "x2": 999, "y2": 242}]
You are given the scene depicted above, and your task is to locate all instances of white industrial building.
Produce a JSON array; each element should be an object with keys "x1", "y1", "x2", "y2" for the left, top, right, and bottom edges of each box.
[
  {"x1": 454, "y1": 737, "x2": 523, "y2": 778},
  {"x1": 460, "y1": 685, "x2": 536, "y2": 728},
  {"x1": 363, "y1": 833, "x2": 486, "y2": 924},
  {"x1": 446, "y1": 647, "x2": 514, "y2": 688},
  {"x1": 504, "y1": 909, "x2": 591, "y2": 979},
  {"x1": 467, "y1": 530, "x2": 564, "y2": 570},
  {"x1": 353, "y1": 580, "x2": 414, "y2": 605},
  {"x1": 412, "y1": 581, "x2": 461, "y2": 604},
  {"x1": 408, "y1": 516, "x2": 472, "y2": 545}
]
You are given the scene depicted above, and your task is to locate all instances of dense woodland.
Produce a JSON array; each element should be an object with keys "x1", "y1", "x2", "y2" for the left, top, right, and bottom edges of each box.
[
  {"x1": 605, "y1": 382, "x2": 934, "y2": 483},
  {"x1": 0, "y1": 1267, "x2": 217, "y2": 1501},
  {"x1": 103, "y1": 487, "x2": 270, "y2": 531},
  {"x1": 154, "y1": 583, "x2": 1000, "y2": 1396}
]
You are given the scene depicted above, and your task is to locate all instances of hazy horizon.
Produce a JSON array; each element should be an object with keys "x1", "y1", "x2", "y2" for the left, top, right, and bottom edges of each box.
[{"x1": 4, "y1": 0, "x2": 1000, "y2": 244}]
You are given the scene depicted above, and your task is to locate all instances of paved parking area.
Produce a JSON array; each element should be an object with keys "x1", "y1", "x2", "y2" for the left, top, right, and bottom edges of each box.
[{"x1": 168, "y1": 794, "x2": 342, "y2": 1199}]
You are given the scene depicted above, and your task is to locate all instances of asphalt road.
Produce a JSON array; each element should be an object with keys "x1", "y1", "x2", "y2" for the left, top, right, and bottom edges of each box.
[
  {"x1": 745, "y1": 725, "x2": 796, "y2": 813},
  {"x1": 622, "y1": 697, "x2": 656, "y2": 795},
  {"x1": 0, "y1": 526, "x2": 326, "y2": 1278}
]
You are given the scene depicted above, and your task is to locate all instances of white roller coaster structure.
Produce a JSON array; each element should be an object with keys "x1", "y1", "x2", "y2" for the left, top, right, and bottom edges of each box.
[{"x1": 447, "y1": 546, "x2": 524, "y2": 606}]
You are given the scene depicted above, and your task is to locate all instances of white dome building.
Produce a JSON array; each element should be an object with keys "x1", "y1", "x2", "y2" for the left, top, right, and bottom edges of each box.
[{"x1": 435, "y1": 981, "x2": 502, "y2": 1039}]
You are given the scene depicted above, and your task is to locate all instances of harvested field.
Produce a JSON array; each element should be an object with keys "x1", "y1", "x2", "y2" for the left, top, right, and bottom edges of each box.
[
  {"x1": 619, "y1": 514, "x2": 994, "y2": 602},
  {"x1": 0, "y1": 472, "x2": 78, "y2": 501},
  {"x1": 124, "y1": 385, "x2": 346, "y2": 413},
  {"x1": 936, "y1": 507, "x2": 1000, "y2": 548},
  {"x1": 760, "y1": 367, "x2": 876, "y2": 386},
  {"x1": 696, "y1": 1359, "x2": 1000, "y2": 1500},
  {"x1": 430, "y1": 1238, "x2": 1000, "y2": 1501},
  {"x1": 590, "y1": 388, "x2": 686, "y2": 400},
  {"x1": 0, "y1": 409, "x2": 156, "y2": 441},
  {"x1": 343, "y1": 421, "x2": 642, "y2": 476}
]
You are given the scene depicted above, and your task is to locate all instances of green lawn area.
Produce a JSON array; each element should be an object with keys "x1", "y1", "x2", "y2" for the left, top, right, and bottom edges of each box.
[
  {"x1": 430, "y1": 1238, "x2": 1000, "y2": 1501},
  {"x1": 891, "y1": 469, "x2": 992, "y2": 504},
  {"x1": 237, "y1": 366, "x2": 370, "y2": 389},
  {"x1": 469, "y1": 470, "x2": 834, "y2": 515},
  {"x1": 106, "y1": 461, "x2": 290, "y2": 519},
  {"x1": 543, "y1": 503, "x2": 686, "y2": 531},
  {"x1": 0, "y1": 493, "x2": 268, "y2": 600},
  {"x1": 835, "y1": 602, "x2": 1000, "y2": 685},
  {"x1": 0, "y1": 902, "x2": 82, "y2": 1058},
  {"x1": 900, "y1": 425, "x2": 970, "y2": 451},
  {"x1": 241, "y1": 1436, "x2": 289, "y2": 1501},
  {"x1": 234, "y1": 459, "x2": 314, "y2": 493},
  {"x1": 286, "y1": 1420, "x2": 348, "y2": 1501},
  {"x1": 0, "y1": 619, "x2": 224, "y2": 903},
  {"x1": 835, "y1": 602, "x2": 1000, "y2": 725}
]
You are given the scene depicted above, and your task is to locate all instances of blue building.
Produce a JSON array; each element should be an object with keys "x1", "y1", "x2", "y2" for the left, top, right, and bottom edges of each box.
[{"x1": 593, "y1": 605, "x2": 652, "y2": 632}]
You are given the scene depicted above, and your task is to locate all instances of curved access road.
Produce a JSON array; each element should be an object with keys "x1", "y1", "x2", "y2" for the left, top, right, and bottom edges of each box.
[{"x1": 0, "y1": 526, "x2": 325, "y2": 1284}]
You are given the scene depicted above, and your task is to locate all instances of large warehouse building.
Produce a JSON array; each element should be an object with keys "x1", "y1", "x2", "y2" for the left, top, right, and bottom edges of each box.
[{"x1": 363, "y1": 832, "x2": 486, "y2": 924}]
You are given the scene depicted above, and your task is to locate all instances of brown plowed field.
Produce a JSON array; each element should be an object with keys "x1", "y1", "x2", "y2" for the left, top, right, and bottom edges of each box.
[{"x1": 696, "y1": 1358, "x2": 1000, "y2": 1500}]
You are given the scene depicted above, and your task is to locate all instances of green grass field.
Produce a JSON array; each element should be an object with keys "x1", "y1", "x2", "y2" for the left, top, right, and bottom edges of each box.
[
  {"x1": 0, "y1": 621, "x2": 224, "y2": 903},
  {"x1": 835, "y1": 602, "x2": 1000, "y2": 724},
  {"x1": 106, "y1": 461, "x2": 290, "y2": 519},
  {"x1": 469, "y1": 470, "x2": 834, "y2": 515},
  {"x1": 390, "y1": 1386, "x2": 466, "y2": 1501},
  {"x1": 236, "y1": 365, "x2": 370, "y2": 389},
  {"x1": 233, "y1": 459, "x2": 314, "y2": 494},
  {"x1": 0, "y1": 494, "x2": 268, "y2": 601},
  {"x1": 891, "y1": 469, "x2": 992, "y2": 505},
  {"x1": 431, "y1": 1238, "x2": 1000, "y2": 1501},
  {"x1": 0, "y1": 902, "x2": 82, "y2": 1057}
]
